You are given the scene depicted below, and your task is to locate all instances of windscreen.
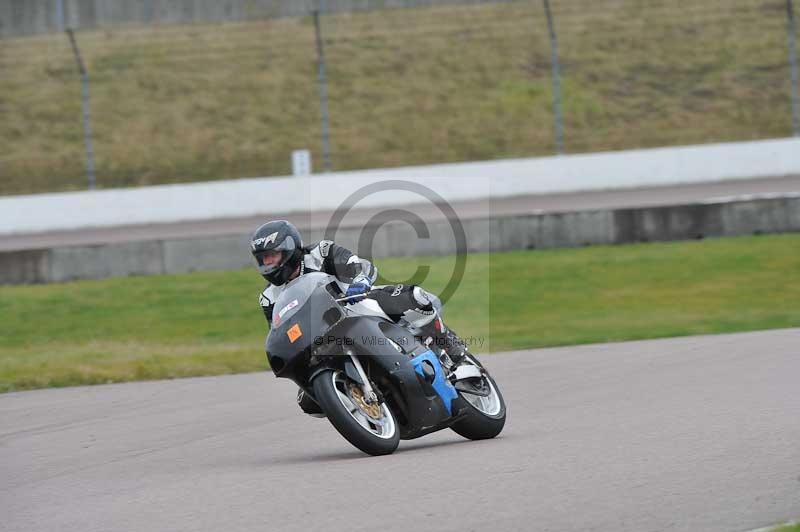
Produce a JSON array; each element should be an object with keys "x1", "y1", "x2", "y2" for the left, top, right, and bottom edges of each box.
[{"x1": 271, "y1": 272, "x2": 336, "y2": 326}]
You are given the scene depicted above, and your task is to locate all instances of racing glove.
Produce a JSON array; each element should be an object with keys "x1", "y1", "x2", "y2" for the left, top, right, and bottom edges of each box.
[{"x1": 345, "y1": 281, "x2": 370, "y2": 302}]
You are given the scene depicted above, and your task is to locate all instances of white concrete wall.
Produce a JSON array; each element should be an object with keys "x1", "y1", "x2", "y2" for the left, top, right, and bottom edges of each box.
[
  {"x1": 2, "y1": 137, "x2": 799, "y2": 236},
  {"x1": 4, "y1": 196, "x2": 799, "y2": 284}
]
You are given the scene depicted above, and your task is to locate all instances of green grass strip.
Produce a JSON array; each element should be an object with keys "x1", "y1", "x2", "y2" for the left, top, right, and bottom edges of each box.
[{"x1": 1, "y1": 233, "x2": 798, "y2": 392}]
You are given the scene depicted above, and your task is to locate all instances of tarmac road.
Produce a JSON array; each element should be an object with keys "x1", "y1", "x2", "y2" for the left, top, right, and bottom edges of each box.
[
  {"x1": 1, "y1": 328, "x2": 799, "y2": 532},
  {"x1": 2, "y1": 175, "x2": 798, "y2": 251}
]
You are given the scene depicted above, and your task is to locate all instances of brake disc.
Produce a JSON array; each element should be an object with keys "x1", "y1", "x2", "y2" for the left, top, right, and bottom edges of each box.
[{"x1": 349, "y1": 384, "x2": 382, "y2": 420}]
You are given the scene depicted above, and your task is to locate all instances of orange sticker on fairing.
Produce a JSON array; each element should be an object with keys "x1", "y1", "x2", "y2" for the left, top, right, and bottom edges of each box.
[{"x1": 287, "y1": 324, "x2": 302, "y2": 343}]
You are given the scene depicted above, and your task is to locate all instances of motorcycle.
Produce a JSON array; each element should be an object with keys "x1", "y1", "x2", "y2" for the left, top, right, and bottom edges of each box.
[{"x1": 265, "y1": 272, "x2": 506, "y2": 456}]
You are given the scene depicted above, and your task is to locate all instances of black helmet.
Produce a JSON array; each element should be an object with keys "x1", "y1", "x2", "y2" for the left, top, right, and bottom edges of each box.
[{"x1": 250, "y1": 220, "x2": 303, "y2": 285}]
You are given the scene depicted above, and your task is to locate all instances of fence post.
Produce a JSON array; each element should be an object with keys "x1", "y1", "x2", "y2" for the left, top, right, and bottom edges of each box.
[
  {"x1": 313, "y1": 9, "x2": 333, "y2": 172},
  {"x1": 66, "y1": 28, "x2": 97, "y2": 190},
  {"x1": 787, "y1": 0, "x2": 800, "y2": 136},
  {"x1": 542, "y1": 0, "x2": 565, "y2": 154}
]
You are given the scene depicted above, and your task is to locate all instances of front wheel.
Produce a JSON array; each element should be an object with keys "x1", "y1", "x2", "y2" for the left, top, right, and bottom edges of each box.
[
  {"x1": 312, "y1": 369, "x2": 400, "y2": 456},
  {"x1": 450, "y1": 356, "x2": 506, "y2": 440}
]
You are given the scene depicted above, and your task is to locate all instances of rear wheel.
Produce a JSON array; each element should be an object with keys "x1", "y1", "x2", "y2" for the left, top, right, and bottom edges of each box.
[
  {"x1": 450, "y1": 356, "x2": 506, "y2": 440},
  {"x1": 313, "y1": 369, "x2": 400, "y2": 456}
]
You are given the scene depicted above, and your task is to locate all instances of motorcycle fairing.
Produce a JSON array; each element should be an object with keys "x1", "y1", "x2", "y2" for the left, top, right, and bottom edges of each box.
[
  {"x1": 316, "y1": 316, "x2": 459, "y2": 439},
  {"x1": 266, "y1": 285, "x2": 344, "y2": 377},
  {"x1": 410, "y1": 350, "x2": 459, "y2": 415},
  {"x1": 265, "y1": 273, "x2": 463, "y2": 440}
]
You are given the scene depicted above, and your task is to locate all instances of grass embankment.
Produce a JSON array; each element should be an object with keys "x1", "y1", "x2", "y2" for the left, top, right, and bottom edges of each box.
[
  {"x1": 1, "y1": 234, "x2": 798, "y2": 393},
  {"x1": 0, "y1": 0, "x2": 794, "y2": 194},
  {"x1": 771, "y1": 523, "x2": 800, "y2": 532}
]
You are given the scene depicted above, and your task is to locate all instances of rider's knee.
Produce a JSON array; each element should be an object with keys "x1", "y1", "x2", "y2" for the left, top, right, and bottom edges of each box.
[{"x1": 412, "y1": 286, "x2": 443, "y2": 315}]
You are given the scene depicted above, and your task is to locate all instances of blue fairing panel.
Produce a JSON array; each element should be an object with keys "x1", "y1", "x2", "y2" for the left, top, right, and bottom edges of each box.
[{"x1": 410, "y1": 350, "x2": 459, "y2": 414}]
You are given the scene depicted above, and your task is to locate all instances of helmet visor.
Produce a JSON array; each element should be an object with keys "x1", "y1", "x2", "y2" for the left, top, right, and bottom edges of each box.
[
  {"x1": 253, "y1": 235, "x2": 297, "y2": 276},
  {"x1": 255, "y1": 249, "x2": 284, "y2": 273}
]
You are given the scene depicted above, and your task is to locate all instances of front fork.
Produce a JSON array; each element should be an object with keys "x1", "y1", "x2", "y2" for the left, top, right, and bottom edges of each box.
[{"x1": 346, "y1": 349, "x2": 379, "y2": 404}]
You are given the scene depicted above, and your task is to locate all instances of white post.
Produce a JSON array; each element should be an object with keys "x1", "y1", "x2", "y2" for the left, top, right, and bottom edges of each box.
[{"x1": 292, "y1": 150, "x2": 313, "y2": 176}]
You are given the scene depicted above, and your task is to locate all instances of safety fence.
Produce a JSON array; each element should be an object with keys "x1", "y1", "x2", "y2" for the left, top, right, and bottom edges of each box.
[{"x1": 0, "y1": 0, "x2": 798, "y2": 194}]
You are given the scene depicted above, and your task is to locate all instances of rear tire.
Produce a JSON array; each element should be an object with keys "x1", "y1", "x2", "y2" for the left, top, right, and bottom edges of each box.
[
  {"x1": 313, "y1": 369, "x2": 400, "y2": 456},
  {"x1": 450, "y1": 363, "x2": 506, "y2": 440}
]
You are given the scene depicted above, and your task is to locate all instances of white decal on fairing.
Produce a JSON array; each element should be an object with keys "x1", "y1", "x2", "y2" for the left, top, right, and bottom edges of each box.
[{"x1": 278, "y1": 299, "x2": 299, "y2": 319}]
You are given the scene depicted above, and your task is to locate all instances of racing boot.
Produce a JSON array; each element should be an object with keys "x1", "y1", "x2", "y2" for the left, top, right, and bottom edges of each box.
[
  {"x1": 297, "y1": 388, "x2": 326, "y2": 418},
  {"x1": 416, "y1": 313, "x2": 469, "y2": 368}
]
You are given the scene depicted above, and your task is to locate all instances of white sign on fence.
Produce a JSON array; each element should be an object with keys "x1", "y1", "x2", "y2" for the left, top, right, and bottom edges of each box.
[{"x1": 292, "y1": 150, "x2": 312, "y2": 176}]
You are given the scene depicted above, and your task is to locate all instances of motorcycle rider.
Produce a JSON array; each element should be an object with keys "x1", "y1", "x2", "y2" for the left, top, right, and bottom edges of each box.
[{"x1": 251, "y1": 219, "x2": 468, "y2": 415}]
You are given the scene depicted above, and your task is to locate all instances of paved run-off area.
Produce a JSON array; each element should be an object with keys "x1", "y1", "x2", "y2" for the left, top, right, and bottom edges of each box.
[{"x1": 1, "y1": 329, "x2": 798, "y2": 532}]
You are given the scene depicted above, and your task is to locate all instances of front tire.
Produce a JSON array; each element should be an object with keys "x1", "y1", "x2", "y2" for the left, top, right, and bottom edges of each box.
[
  {"x1": 450, "y1": 357, "x2": 506, "y2": 440},
  {"x1": 313, "y1": 369, "x2": 400, "y2": 456}
]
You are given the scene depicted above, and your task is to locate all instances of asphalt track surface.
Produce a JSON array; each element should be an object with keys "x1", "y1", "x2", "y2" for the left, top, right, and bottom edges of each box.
[
  {"x1": 2, "y1": 329, "x2": 798, "y2": 532},
  {"x1": 2, "y1": 175, "x2": 799, "y2": 251}
]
